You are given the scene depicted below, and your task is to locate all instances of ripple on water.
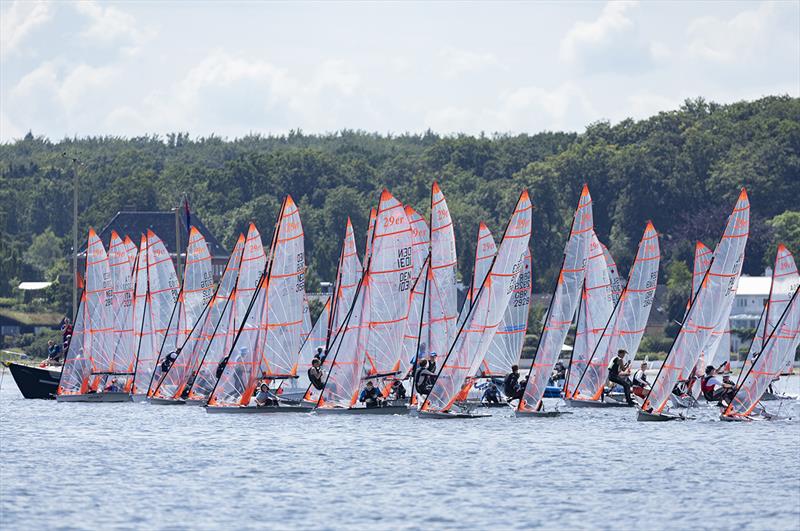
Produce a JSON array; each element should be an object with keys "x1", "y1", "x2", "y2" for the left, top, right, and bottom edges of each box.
[{"x1": 1, "y1": 376, "x2": 799, "y2": 530}]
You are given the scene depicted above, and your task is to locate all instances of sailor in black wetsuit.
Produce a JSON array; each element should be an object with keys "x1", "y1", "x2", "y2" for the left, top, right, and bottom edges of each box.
[
  {"x1": 308, "y1": 357, "x2": 325, "y2": 391},
  {"x1": 504, "y1": 365, "x2": 523, "y2": 401},
  {"x1": 359, "y1": 381, "x2": 383, "y2": 408},
  {"x1": 414, "y1": 359, "x2": 436, "y2": 395},
  {"x1": 161, "y1": 349, "x2": 180, "y2": 373},
  {"x1": 608, "y1": 350, "x2": 635, "y2": 405}
]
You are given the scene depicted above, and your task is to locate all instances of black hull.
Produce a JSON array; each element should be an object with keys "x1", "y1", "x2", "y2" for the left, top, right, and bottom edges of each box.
[
  {"x1": 565, "y1": 398, "x2": 632, "y2": 408},
  {"x1": 56, "y1": 392, "x2": 130, "y2": 403},
  {"x1": 5, "y1": 362, "x2": 60, "y2": 399},
  {"x1": 206, "y1": 404, "x2": 315, "y2": 414},
  {"x1": 637, "y1": 410, "x2": 687, "y2": 422},
  {"x1": 314, "y1": 405, "x2": 409, "y2": 415}
]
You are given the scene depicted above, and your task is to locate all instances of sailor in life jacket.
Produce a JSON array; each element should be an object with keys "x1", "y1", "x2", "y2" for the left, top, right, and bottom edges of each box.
[
  {"x1": 308, "y1": 357, "x2": 325, "y2": 391},
  {"x1": 700, "y1": 365, "x2": 735, "y2": 403}
]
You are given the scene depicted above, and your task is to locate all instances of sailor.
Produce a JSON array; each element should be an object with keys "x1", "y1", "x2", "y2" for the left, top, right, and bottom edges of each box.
[
  {"x1": 390, "y1": 379, "x2": 406, "y2": 400},
  {"x1": 104, "y1": 377, "x2": 122, "y2": 393},
  {"x1": 503, "y1": 365, "x2": 521, "y2": 400},
  {"x1": 161, "y1": 349, "x2": 180, "y2": 373},
  {"x1": 308, "y1": 357, "x2": 325, "y2": 391},
  {"x1": 359, "y1": 380, "x2": 383, "y2": 408},
  {"x1": 216, "y1": 354, "x2": 230, "y2": 379},
  {"x1": 314, "y1": 346, "x2": 326, "y2": 363},
  {"x1": 631, "y1": 361, "x2": 651, "y2": 399},
  {"x1": 482, "y1": 381, "x2": 501, "y2": 404},
  {"x1": 414, "y1": 359, "x2": 436, "y2": 395},
  {"x1": 255, "y1": 383, "x2": 277, "y2": 407},
  {"x1": 427, "y1": 353, "x2": 438, "y2": 374},
  {"x1": 700, "y1": 365, "x2": 735, "y2": 403},
  {"x1": 46, "y1": 340, "x2": 62, "y2": 365},
  {"x1": 550, "y1": 361, "x2": 566, "y2": 386},
  {"x1": 608, "y1": 350, "x2": 635, "y2": 405}
]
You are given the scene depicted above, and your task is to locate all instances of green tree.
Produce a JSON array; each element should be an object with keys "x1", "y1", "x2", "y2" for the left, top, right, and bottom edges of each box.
[{"x1": 22, "y1": 229, "x2": 63, "y2": 279}]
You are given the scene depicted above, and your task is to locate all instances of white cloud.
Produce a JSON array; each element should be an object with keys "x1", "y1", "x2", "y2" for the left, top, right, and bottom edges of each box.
[
  {"x1": 439, "y1": 46, "x2": 499, "y2": 78},
  {"x1": 425, "y1": 82, "x2": 598, "y2": 133},
  {"x1": 687, "y1": 2, "x2": 776, "y2": 64},
  {"x1": 560, "y1": 1, "x2": 638, "y2": 63},
  {"x1": 73, "y1": 0, "x2": 152, "y2": 55},
  {"x1": 0, "y1": 0, "x2": 52, "y2": 58}
]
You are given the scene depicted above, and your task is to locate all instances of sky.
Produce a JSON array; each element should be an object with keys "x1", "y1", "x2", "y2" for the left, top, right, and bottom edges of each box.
[{"x1": 1, "y1": 0, "x2": 798, "y2": 141}]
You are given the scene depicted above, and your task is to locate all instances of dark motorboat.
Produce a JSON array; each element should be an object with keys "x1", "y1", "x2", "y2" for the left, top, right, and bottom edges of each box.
[{"x1": 4, "y1": 362, "x2": 61, "y2": 399}]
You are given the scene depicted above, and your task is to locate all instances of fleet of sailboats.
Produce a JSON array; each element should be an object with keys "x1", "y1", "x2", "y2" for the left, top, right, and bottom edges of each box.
[{"x1": 53, "y1": 184, "x2": 798, "y2": 421}]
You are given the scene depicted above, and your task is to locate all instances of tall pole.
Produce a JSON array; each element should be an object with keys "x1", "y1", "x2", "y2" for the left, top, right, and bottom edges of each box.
[
  {"x1": 73, "y1": 159, "x2": 78, "y2": 320},
  {"x1": 63, "y1": 152, "x2": 80, "y2": 321},
  {"x1": 175, "y1": 204, "x2": 182, "y2": 284}
]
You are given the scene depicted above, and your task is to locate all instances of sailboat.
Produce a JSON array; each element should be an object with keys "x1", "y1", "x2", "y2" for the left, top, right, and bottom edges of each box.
[
  {"x1": 149, "y1": 231, "x2": 243, "y2": 404},
  {"x1": 737, "y1": 245, "x2": 799, "y2": 402},
  {"x1": 394, "y1": 205, "x2": 429, "y2": 394},
  {"x1": 516, "y1": 185, "x2": 593, "y2": 417},
  {"x1": 563, "y1": 231, "x2": 615, "y2": 404},
  {"x1": 106, "y1": 231, "x2": 137, "y2": 394},
  {"x1": 476, "y1": 247, "x2": 532, "y2": 389},
  {"x1": 313, "y1": 189, "x2": 413, "y2": 414},
  {"x1": 147, "y1": 227, "x2": 215, "y2": 401},
  {"x1": 404, "y1": 184, "x2": 457, "y2": 404},
  {"x1": 723, "y1": 283, "x2": 799, "y2": 421},
  {"x1": 638, "y1": 189, "x2": 749, "y2": 421},
  {"x1": 564, "y1": 222, "x2": 660, "y2": 407},
  {"x1": 418, "y1": 189, "x2": 532, "y2": 418},
  {"x1": 57, "y1": 228, "x2": 122, "y2": 402},
  {"x1": 185, "y1": 225, "x2": 264, "y2": 403},
  {"x1": 287, "y1": 218, "x2": 363, "y2": 402},
  {"x1": 207, "y1": 196, "x2": 307, "y2": 412},
  {"x1": 130, "y1": 230, "x2": 180, "y2": 399}
]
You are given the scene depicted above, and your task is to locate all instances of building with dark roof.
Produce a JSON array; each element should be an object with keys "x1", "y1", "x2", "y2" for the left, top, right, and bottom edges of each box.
[{"x1": 80, "y1": 210, "x2": 230, "y2": 281}]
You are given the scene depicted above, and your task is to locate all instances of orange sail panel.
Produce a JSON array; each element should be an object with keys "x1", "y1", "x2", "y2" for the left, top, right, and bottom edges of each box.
[
  {"x1": 318, "y1": 189, "x2": 412, "y2": 409},
  {"x1": 107, "y1": 231, "x2": 136, "y2": 389},
  {"x1": 426, "y1": 182, "x2": 458, "y2": 361},
  {"x1": 571, "y1": 222, "x2": 660, "y2": 401},
  {"x1": 481, "y1": 248, "x2": 532, "y2": 377},
  {"x1": 422, "y1": 190, "x2": 532, "y2": 413},
  {"x1": 565, "y1": 232, "x2": 614, "y2": 398},
  {"x1": 643, "y1": 190, "x2": 749, "y2": 415},
  {"x1": 726, "y1": 286, "x2": 800, "y2": 418},
  {"x1": 131, "y1": 231, "x2": 179, "y2": 395},
  {"x1": 519, "y1": 185, "x2": 593, "y2": 412},
  {"x1": 209, "y1": 197, "x2": 306, "y2": 406}
]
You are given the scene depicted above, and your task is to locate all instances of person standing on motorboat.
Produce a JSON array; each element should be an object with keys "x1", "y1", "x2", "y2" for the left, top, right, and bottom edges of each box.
[
  {"x1": 308, "y1": 357, "x2": 325, "y2": 391},
  {"x1": 700, "y1": 366, "x2": 736, "y2": 404},
  {"x1": 359, "y1": 380, "x2": 384, "y2": 408},
  {"x1": 608, "y1": 350, "x2": 635, "y2": 405},
  {"x1": 631, "y1": 361, "x2": 651, "y2": 399}
]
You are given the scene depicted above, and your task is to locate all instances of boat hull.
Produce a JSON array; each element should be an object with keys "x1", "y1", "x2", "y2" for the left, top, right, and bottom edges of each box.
[
  {"x1": 56, "y1": 392, "x2": 131, "y2": 403},
  {"x1": 514, "y1": 409, "x2": 569, "y2": 418},
  {"x1": 5, "y1": 362, "x2": 60, "y2": 399},
  {"x1": 637, "y1": 410, "x2": 686, "y2": 422},
  {"x1": 314, "y1": 405, "x2": 409, "y2": 415},
  {"x1": 206, "y1": 404, "x2": 314, "y2": 414},
  {"x1": 565, "y1": 398, "x2": 631, "y2": 408},
  {"x1": 417, "y1": 410, "x2": 491, "y2": 419},
  {"x1": 149, "y1": 397, "x2": 186, "y2": 405}
]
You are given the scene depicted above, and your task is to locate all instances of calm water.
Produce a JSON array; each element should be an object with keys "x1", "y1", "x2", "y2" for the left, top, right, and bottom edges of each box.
[{"x1": 1, "y1": 372, "x2": 799, "y2": 530}]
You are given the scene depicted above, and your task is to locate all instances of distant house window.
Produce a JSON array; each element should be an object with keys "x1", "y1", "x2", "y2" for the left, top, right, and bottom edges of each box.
[{"x1": 1, "y1": 325, "x2": 20, "y2": 336}]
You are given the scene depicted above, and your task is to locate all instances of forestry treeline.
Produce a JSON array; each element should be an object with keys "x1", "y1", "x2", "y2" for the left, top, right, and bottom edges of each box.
[{"x1": 1, "y1": 95, "x2": 798, "y2": 328}]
